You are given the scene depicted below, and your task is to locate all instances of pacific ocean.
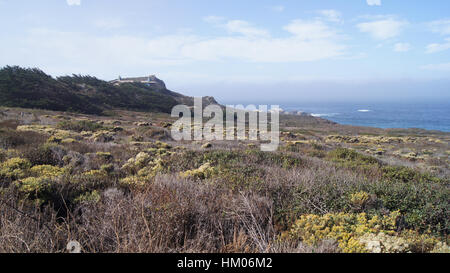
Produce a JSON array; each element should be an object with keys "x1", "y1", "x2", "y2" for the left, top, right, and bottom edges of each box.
[
  {"x1": 280, "y1": 101, "x2": 450, "y2": 132},
  {"x1": 223, "y1": 100, "x2": 450, "y2": 132}
]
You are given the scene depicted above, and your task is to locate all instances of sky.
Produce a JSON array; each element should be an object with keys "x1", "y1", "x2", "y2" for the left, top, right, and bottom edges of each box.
[{"x1": 1, "y1": 0, "x2": 450, "y2": 104}]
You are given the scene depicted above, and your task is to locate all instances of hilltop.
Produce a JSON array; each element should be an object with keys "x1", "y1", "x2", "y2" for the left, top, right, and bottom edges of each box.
[{"x1": 0, "y1": 66, "x2": 218, "y2": 115}]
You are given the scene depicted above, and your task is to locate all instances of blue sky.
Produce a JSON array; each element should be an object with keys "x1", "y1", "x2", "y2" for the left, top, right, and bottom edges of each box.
[{"x1": 1, "y1": 0, "x2": 450, "y2": 103}]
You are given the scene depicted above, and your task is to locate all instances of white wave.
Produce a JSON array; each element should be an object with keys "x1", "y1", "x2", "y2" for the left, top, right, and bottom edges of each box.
[
  {"x1": 311, "y1": 113, "x2": 339, "y2": 117},
  {"x1": 358, "y1": 109, "x2": 371, "y2": 112}
]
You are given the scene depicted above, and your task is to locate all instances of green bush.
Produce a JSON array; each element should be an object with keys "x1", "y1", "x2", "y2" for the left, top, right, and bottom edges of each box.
[
  {"x1": 328, "y1": 148, "x2": 380, "y2": 165},
  {"x1": 369, "y1": 179, "x2": 449, "y2": 234},
  {"x1": 74, "y1": 190, "x2": 101, "y2": 204},
  {"x1": 57, "y1": 120, "x2": 105, "y2": 133},
  {"x1": 382, "y1": 166, "x2": 444, "y2": 184}
]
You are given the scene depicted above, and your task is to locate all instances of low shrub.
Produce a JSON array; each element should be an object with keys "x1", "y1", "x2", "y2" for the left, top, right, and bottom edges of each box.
[
  {"x1": 29, "y1": 164, "x2": 65, "y2": 178},
  {"x1": 328, "y1": 148, "x2": 380, "y2": 166},
  {"x1": 0, "y1": 157, "x2": 31, "y2": 180},
  {"x1": 0, "y1": 128, "x2": 46, "y2": 149},
  {"x1": 15, "y1": 177, "x2": 52, "y2": 199},
  {"x1": 0, "y1": 128, "x2": 25, "y2": 148},
  {"x1": 283, "y1": 211, "x2": 448, "y2": 253},
  {"x1": 22, "y1": 143, "x2": 66, "y2": 166},
  {"x1": 368, "y1": 179, "x2": 449, "y2": 234},
  {"x1": 100, "y1": 163, "x2": 114, "y2": 174},
  {"x1": 382, "y1": 166, "x2": 444, "y2": 184},
  {"x1": 349, "y1": 191, "x2": 372, "y2": 212},
  {"x1": 96, "y1": 152, "x2": 113, "y2": 163},
  {"x1": 283, "y1": 211, "x2": 400, "y2": 253},
  {"x1": 180, "y1": 162, "x2": 216, "y2": 180},
  {"x1": 74, "y1": 190, "x2": 101, "y2": 204},
  {"x1": 57, "y1": 120, "x2": 104, "y2": 133}
]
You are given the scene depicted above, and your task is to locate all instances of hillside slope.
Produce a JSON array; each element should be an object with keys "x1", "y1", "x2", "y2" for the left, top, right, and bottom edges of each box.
[{"x1": 0, "y1": 66, "x2": 216, "y2": 115}]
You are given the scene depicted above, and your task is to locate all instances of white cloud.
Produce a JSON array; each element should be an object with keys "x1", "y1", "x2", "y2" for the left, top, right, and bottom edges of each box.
[
  {"x1": 184, "y1": 19, "x2": 346, "y2": 62},
  {"x1": 203, "y1": 16, "x2": 225, "y2": 24},
  {"x1": 66, "y1": 0, "x2": 81, "y2": 6},
  {"x1": 206, "y1": 18, "x2": 270, "y2": 38},
  {"x1": 426, "y1": 38, "x2": 450, "y2": 53},
  {"x1": 421, "y1": 62, "x2": 450, "y2": 71},
  {"x1": 270, "y1": 6, "x2": 285, "y2": 12},
  {"x1": 9, "y1": 20, "x2": 346, "y2": 76},
  {"x1": 182, "y1": 36, "x2": 345, "y2": 63},
  {"x1": 357, "y1": 18, "x2": 407, "y2": 40},
  {"x1": 394, "y1": 43, "x2": 411, "y2": 52},
  {"x1": 317, "y1": 10, "x2": 342, "y2": 23},
  {"x1": 224, "y1": 20, "x2": 269, "y2": 37},
  {"x1": 284, "y1": 20, "x2": 338, "y2": 40},
  {"x1": 366, "y1": 0, "x2": 381, "y2": 6},
  {"x1": 428, "y1": 19, "x2": 450, "y2": 36}
]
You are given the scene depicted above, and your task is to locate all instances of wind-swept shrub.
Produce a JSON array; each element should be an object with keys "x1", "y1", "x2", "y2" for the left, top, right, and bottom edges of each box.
[{"x1": 57, "y1": 120, "x2": 104, "y2": 133}]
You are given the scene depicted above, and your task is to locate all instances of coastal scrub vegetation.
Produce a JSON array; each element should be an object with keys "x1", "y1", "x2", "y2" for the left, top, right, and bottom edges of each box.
[{"x1": 0, "y1": 105, "x2": 449, "y2": 253}]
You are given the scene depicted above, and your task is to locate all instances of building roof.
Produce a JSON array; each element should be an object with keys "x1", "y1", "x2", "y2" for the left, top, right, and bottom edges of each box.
[
  {"x1": 110, "y1": 75, "x2": 166, "y2": 89},
  {"x1": 120, "y1": 77, "x2": 149, "y2": 82}
]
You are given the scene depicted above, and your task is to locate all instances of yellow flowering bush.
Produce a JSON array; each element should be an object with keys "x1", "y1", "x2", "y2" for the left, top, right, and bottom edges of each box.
[
  {"x1": 120, "y1": 156, "x2": 168, "y2": 187},
  {"x1": 284, "y1": 211, "x2": 448, "y2": 253},
  {"x1": 121, "y1": 152, "x2": 150, "y2": 172},
  {"x1": 400, "y1": 230, "x2": 450, "y2": 253},
  {"x1": 137, "y1": 158, "x2": 166, "y2": 178},
  {"x1": 119, "y1": 175, "x2": 146, "y2": 187},
  {"x1": 83, "y1": 169, "x2": 107, "y2": 178},
  {"x1": 74, "y1": 190, "x2": 101, "y2": 204},
  {"x1": 100, "y1": 164, "x2": 114, "y2": 173},
  {"x1": 180, "y1": 162, "x2": 217, "y2": 180},
  {"x1": 47, "y1": 135, "x2": 62, "y2": 144},
  {"x1": 17, "y1": 125, "x2": 77, "y2": 140},
  {"x1": 284, "y1": 211, "x2": 400, "y2": 253},
  {"x1": 91, "y1": 130, "x2": 114, "y2": 142},
  {"x1": 134, "y1": 152, "x2": 151, "y2": 167},
  {"x1": 30, "y1": 165, "x2": 65, "y2": 178},
  {"x1": 155, "y1": 141, "x2": 171, "y2": 149},
  {"x1": 15, "y1": 177, "x2": 51, "y2": 195},
  {"x1": 146, "y1": 147, "x2": 173, "y2": 156},
  {"x1": 349, "y1": 191, "x2": 371, "y2": 210},
  {"x1": 61, "y1": 138, "x2": 77, "y2": 144},
  {"x1": 0, "y1": 157, "x2": 31, "y2": 179},
  {"x1": 96, "y1": 152, "x2": 113, "y2": 162},
  {"x1": 121, "y1": 151, "x2": 171, "y2": 178}
]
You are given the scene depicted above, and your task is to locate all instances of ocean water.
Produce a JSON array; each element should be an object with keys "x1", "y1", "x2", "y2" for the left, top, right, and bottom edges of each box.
[{"x1": 281, "y1": 101, "x2": 450, "y2": 132}]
